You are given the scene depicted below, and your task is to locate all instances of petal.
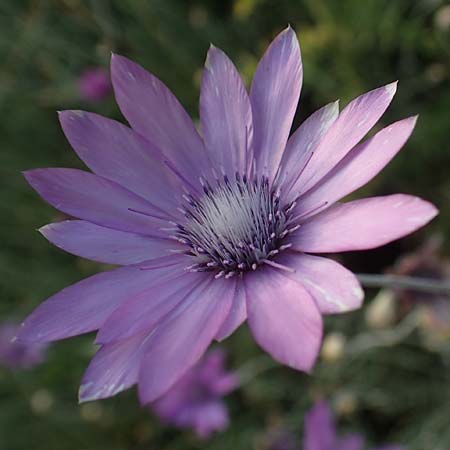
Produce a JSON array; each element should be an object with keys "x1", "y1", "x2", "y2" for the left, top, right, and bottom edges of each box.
[
  {"x1": 24, "y1": 168, "x2": 167, "y2": 236},
  {"x1": 245, "y1": 267, "x2": 322, "y2": 372},
  {"x1": 40, "y1": 220, "x2": 175, "y2": 265},
  {"x1": 200, "y1": 45, "x2": 253, "y2": 175},
  {"x1": 296, "y1": 116, "x2": 418, "y2": 216},
  {"x1": 59, "y1": 111, "x2": 181, "y2": 215},
  {"x1": 215, "y1": 279, "x2": 246, "y2": 341},
  {"x1": 291, "y1": 194, "x2": 438, "y2": 253},
  {"x1": 277, "y1": 253, "x2": 363, "y2": 314},
  {"x1": 193, "y1": 401, "x2": 229, "y2": 439},
  {"x1": 295, "y1": 82, "x2": 397, "y2": 194},
  {"x1": 250, "y1": 26, "x2": 303, "y2": 180},
  {"x1": 17, "y1": 256, "x2": 185, "y2": 343},
  {"x1": 96, "y1": 271, "x2": 204, "y2": 344},
  {"x1": 138, "y1": 276, "x2": 234, "y2": 403},
  {"x1": 78, "y1": 331, "x2": 148, "y2": 402},
  {"x1": 111, "y1": 54, "x2": 210, "y2": 190},
  {"x1": 304, "y1": 401, "x2": 337, "y2": 450},
  {"x1": 279, "y1": 101, "x2": 339, "y2": 195}
]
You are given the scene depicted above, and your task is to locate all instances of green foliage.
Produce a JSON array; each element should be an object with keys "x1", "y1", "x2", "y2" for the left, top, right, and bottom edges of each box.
[{"x1": 0, "y1": 0, "x2": 449, "y2": 449}]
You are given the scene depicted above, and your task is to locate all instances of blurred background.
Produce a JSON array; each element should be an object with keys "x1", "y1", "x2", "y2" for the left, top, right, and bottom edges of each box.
[{"x1": 0, "y1": 0, "x2": 449, "y2": 449}]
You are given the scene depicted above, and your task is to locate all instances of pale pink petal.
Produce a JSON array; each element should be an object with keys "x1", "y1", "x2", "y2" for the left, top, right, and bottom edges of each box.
[
  {"x1": 111, "y1": 54, "x2": 210, "y2": 190},
  {"x1": 291, "y1": 195, "x2": 438, "y2": 253},
  {"x1": 279, "y1": 101, "x2": 339, "y2": 196},
  {"x1": 23, "y1": 168, "x2": 167, "y2": 236},
  {"x1": 17, "y1": 256, "x2": 185, "y2": 343},
  {"x1": 296, "y1": 116, "x2": 418, "y2": 216},
  {"x1": 277, "y1": 253, "x2": 364, "y2": 314},
  {"x1": 294, "y1": 82, "x2": 397, "y2": 194},
  {"x1": 59, "y1": 111, "x2": 182, "y2": 215},
  {"x1": 215, "y1": 279, "x2": 246, "y2": 341},
  {"x1": 40, "y1": 220, "x2": 175, "y2": 265},
  {"x1": 250, "y1": 26, "x2": 302, "y2": 180},
  {"x1": 245, "y1": 268, "x2": 322, "y2": 372},
  {"x1": 200, "y1": 45, "x2": 253, "y2": 175},
  {"x1": 138, "y1": 276, "x2": 234, "y2": 403}
]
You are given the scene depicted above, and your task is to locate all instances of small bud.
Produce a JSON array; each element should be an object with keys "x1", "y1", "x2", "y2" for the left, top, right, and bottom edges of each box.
[
  {"x1": 334, "y1": 391, "x2": 358, "y2": 417},
  {"x1": 435, "y1": 5, "x2": 450, "y2": 31},
  {"x1": 321, "y1": 332, "x2": 346, "y2": 363},
  {"x1": 365, "y1": 289, "x2": 397, "y2": 329},
  {"x1": 30, "y1": 389, "x2": 54, "y2": 415}
]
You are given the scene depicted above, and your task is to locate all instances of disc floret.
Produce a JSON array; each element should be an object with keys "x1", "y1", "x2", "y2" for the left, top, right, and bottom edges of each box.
[{"x1": 174, "y1": 173, "x2": 298, "y2": 277}]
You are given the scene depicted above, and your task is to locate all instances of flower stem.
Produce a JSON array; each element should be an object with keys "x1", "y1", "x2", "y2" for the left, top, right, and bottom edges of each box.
[{"x1": 356, "y1": 273, "x2": 450, "y2": 295}]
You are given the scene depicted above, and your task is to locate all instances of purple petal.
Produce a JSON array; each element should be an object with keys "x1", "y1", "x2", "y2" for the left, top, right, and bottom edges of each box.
[
  {"x1": 215, "y1": 279, "x2": 246, "y2": 341},
  {"x1": 96, "y1": 271, "x2": 205, "y2": 344},
  {"x1": 17, "y1": 256, "x2": 185, "y2": 343},
  {"x1": 79, "y1": 331, "x2": 148, "y2": 402},
  {"x1": 291, "y1": 194, "x2": 438, "y2": 253},
  {"x1": 200, "y1": 45, "x2": 253, "y2": 176},
  {"x1": 279, "y1": 101, "x2": 339, "y2": 196},
  {"x1": 59, "y1": 111, "x2": 182, "y2": 215},
  {"x1": 40, "y1": 220, "x2": 175, "y2": 265},
  {"x1": 304, "y1": 400, "x2": 337, "y2": 450},
  {"x1": 192, "y1": 401, "x2": 229, "y2": 439},
  {"x1": 296, "y1": 116, "x2": 418, "y2": 216},
  {"x1": 111, "y1": 54, "x2": 210, "y2": 190},
  {"x1": 138, "y1": 276, "x2": 234, "y2": 403},
  {"x1": 250, "y1": 26, "x2": 302, "y2": 180},
  {"x1": 277, "y1": 253, "x2": 364, "y2": 314},
  {"x1": 24, "y1": 168, "x2": 167, "y2": 236},
  {"x1": 294, "y1": 82, "x2": 397, "y2": 194},
  {"x1": 245, "y1": 267, "x2": 322, "y2": 372}
]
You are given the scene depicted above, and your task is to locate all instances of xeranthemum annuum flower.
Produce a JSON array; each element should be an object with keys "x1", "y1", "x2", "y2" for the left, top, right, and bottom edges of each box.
[{"x1": 18, "y1": 26, "x2": 437, "y2": 404}]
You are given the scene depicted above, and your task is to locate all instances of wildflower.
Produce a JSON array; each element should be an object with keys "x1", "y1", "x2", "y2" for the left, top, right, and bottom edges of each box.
[
  {"x1": 152, "y1": 348, "x2": 238, "y2": 439},
  {"x1": 18, "y1": 26, "x2": 437, "y2": 403},
  {"x1": 0, "y1": 322, "x2": 47, "y2": 369},
  {"x1": 390, "y1": 235, "x2": 450, "y2": 341},
  {"x1": 78, "y1": 67, "x2": 111, "y2": 102},
  {"x1": 304, "y1": 400, "x2": 404, "y2": 450}
]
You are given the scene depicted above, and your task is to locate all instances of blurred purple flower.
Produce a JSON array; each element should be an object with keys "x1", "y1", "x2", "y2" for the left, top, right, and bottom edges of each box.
[
  {"x1": 152, "y1": 348, "x2": 238, "y2": 439},
  {"x1": 0, "y1": 322, "x2": 47, "y2": 369},
  {"x1": 78, "y1": 67, "x2": 111, "y2": 102},
  {"x1": 18, "y1": 26, "x2": 437, "y2": 404},
  {"x1": 304, "y1": 401, "x2": 404, "y2": 450},
  {"x1": 390, "y1": 235, "x2": 450, "y2": 335}
]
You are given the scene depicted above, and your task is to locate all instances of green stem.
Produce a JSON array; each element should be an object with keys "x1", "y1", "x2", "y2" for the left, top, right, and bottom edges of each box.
[{"x1": 356, "y1": 273, "x2": 450, "y2": 295}]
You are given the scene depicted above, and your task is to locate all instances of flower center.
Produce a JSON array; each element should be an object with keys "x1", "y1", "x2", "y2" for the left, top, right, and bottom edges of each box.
[{"x1": 174, "y1": 173, "x2": 298, "y2": 278}]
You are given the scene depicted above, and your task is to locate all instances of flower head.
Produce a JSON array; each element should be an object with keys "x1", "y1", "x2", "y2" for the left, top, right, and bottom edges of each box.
[
  {"x1": 18, "y1": 26, "x2": 437, "y2": 404},
  {"x1": 78, "y1": 67, "x2": 111, "y2": 102},
  {"x1": 304, "y1": 400, "x2": 404, "y2": 450},
  {"x1": 0, "y1": 322, "x2": 47, "y2": 369},
  {"x1": 152, "y1": 348, "x2": 237, "y2": 439}
]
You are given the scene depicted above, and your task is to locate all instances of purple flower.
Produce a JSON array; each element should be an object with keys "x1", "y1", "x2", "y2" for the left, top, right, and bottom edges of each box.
[
  {"x1": 304, "y1": 401, "x2": 404, "y2": 450},
  {"x1": 151, "y1": 348, "x2": 238, "y2": 439},
  {"x1": 390, "y1": 235, "x2": 450, "y2": 335},
  {"x1": 0, "y1": 322, "x2": 47, "y2": 369},
  {"x1": 78, "y1": 67, "x2": 111, "y2": 102},
  {"x1": 18, "y1": 27, "x2": 437, "y2": 404}
]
